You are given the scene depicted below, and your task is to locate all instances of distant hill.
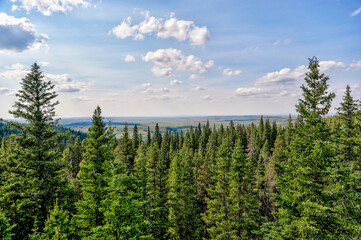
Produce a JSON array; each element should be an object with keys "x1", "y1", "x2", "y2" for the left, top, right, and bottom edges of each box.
[{"x1": 59, "y1": 115, "x2": 290, "y2": 138}]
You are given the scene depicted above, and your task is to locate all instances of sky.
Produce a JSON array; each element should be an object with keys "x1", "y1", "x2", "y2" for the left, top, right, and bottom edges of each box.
[{"x1": 0, "y1": 0, "x2": 360, "y2": 118}]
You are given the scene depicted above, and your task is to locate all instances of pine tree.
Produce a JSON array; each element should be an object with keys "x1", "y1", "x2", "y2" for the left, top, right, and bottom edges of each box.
[
  {"x1": 229, "y1": 140, "x2": 263, "y2": 239},
  {"x1": 100, "y1": 161, "x2": 152, "y2": 240},
  {"x1": 72, "y1": 106, "x2": 115, "y2": 239},
  {"x1": 0, "y1": 212, "x2": 13, "y2": 240},
  {"x1": 336, "y1": 85, "x2": 359, "y2": 164},
  {"x1": 114, "y1": 123, "x2": 134, "y2": 172},
  {"x1": 203, "y1": 138, "x2": 233, "y2": 239},
  {"x1": 31, "y1": 201, "x2": 72, "y2": 240},
  {"x1": 0, "y1": 63, "x2": 66, "y2": 239},
  {"x1": 168, "y1": 148, "x2": 201, "y2": 239},
  {"x1": 146, "y1": 142, "x2": 168, "y2": 239},
  {"x1": 266, "y1": 57, "x2": 357, "y2": 239}
]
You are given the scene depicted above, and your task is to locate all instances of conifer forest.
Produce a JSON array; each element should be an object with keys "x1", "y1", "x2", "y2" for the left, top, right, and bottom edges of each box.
[{"x1": 1, "y1": 57, "x2": 361, "y2": 240}]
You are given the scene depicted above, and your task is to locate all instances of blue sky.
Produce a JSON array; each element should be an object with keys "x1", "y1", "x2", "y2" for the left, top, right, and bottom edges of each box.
[{"x1": 0, "y1": 0, "x2": 360, "y2": 118}]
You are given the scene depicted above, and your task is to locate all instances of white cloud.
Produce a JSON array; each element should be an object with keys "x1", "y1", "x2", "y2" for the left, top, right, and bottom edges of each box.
[
  {"x1": 273, "y1": 39, "x2": 291, "y2": 46},
  {"x1": 124, "y1": 54, "x2": 136, "y2": 62},
  {"x1": 160, "y1": 87, "x2": 169, "y2": 92},
  {"x1": 45, "y1": 73, "x2": 92, "y2": 92},
  {"x1": 255, "y1": 65, "x2": 307, "y2": 86},
  {"x1": 347, "y1": 60, "x2": 361, "y2": 71},
  {"x1": 0, "y1": 64, "x2": 28, "y2": 81},
  {"x1": 0, "y1": 87, "x2": 16, "y2": 95},
  {"x1": 39, "y1": 61, "x2": 50, "y2": 66},
  {"x1": 143, "y1": 48, "x2": 214, "y2": 76},
  {"x1": 170, "y1": 79, "x2": 182, "y2": 85},
  {"x1": 0, "y1": 63, "x2": 91, "y2": 93},
  {"x1": 141, "y1": 88, "x2": 154, "y2": 94},
  {"x1": 351, "y1": 7, "x2": 361, "y2": 17},
  {"x1": 235, "y1": 87, "x2": 269, "y2": 96},
  {"x1": 202, "y1": 95, "x2": 212, "y2": 100},
  {"x1": 110, "y1": 11, "x2": 209, "y2": 45},
  {"x1": 11, "y1": 0, "x2": 91, "y2": 16},
  {"x1": 189, "y1": 74, "x2": 199, "y2": 80},
  {"x1": 255, "y1": 60, "x2": 346, "y2": 86},
  {"x1": 191, "y1": 85, "x2": 205, "y2": 91},
  {"x1": 142, "y1": 83, "x2": 152, "y2": 88},
  {"x1": 223, "y1": 68, "x2": 242, "y2": 77},
  {"x1": 319, "y1": 61, "x2": 346, "y2": 72},
  {"x1": 150, "y1": 66, "x2": 173, "y2": 77},
  {"x1": 0, "y1": 12, "x2": 48, "y2": 53}
]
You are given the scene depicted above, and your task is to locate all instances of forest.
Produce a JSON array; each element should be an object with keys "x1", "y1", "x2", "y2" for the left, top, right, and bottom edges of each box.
[{"x1": 0, "y1": 57, "x2": 361, "y2": 239}]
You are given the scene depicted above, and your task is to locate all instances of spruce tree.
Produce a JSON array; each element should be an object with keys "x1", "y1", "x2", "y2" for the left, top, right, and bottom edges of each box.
[
  {"x1": 266, "y1": 57, "x2": 355, "y2": 239},
  {"x1": 336, "y1": 85, "x2": 359, "y2": 164},
  {"x1": 72, "y1": 106, "x2": 114, "y2": 239},
  {"x1": 0, "y1": 63, "x2": 66, "y2": 239}
]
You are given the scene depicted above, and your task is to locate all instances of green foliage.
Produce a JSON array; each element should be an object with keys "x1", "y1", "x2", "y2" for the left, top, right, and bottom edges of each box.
[
  {"x1": 0, "y1": 63, "x2": 66, "y2": 239},
  {"x1": 31, "y1": 201, "x2": 72, "y2": 240},
  {"x1": 72, "y1": 106, "x2": 115, "y2": 239},
  {"x1": 0, "y1": 212, "x2": 14, "y2": 240}
]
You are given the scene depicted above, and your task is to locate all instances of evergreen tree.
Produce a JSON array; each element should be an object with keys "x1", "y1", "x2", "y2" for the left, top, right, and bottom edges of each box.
[
  {"x1": 168, "y1": 148, "x2": 201, "y2": 239},
  {"x1": 0, "y1": 212, "x2": 13, "y2": 240},
  {"x1": 31, "y1": 201, "x2": 72, "y2": 240},
  {"x1": 0, "y1": 63, "x2": 66, "y2": 239},
  {"x1": 153, "y1": 123, "x2": 162, "y2": 147},
  {"x1": 100, "y1": 161, "x2": 152, "y2": 240},
  {"x1": 229, "y1": 140, "x2": 263, "y2": 239},
  {"x1": 266, "y1": 57, "x2": 357, "y2": 239},
  {"x1": 146, "y1": 143, "x2": 168, "y2": 239},
  {"x1": 336, "y1": 85, "x2": 359, "y2": 164},
  {"x1": 72, "y1": 106, "x2": 115, "y2": 239},
  {"x1": 114, "y1": 123, "x2": 134, "y2": 172},
  {"x1": 203, "y1": 138, "x2": 233, "y2": 239}
]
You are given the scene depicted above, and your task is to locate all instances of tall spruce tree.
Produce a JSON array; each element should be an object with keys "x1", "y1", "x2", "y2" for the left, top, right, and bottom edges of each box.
[
  {"x1": 336, "y1": 85, "x2": 359, "y2": 164},
  {"x1": 266, "y1": 57, "x2": 358, "y2": 239},
  {"x1": 0, "y1": 63, "x2": 66, "y2": 239},
  {"x1": 72, "y1": 106, "x2": 115, "y2": 239}
]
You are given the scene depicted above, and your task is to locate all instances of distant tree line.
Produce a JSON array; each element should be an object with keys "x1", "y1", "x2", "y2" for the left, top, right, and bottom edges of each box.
[{"x1": 1, "y1": 58, "x2": 361, "y2": 239}]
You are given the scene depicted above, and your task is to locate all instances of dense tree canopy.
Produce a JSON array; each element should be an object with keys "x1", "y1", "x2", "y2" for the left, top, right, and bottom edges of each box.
[{"x1": 1, "y1": 60, "x2": 361, "y2": 239}]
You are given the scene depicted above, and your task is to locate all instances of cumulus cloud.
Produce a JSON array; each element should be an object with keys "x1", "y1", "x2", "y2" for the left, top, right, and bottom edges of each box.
[
  {"x1": 347, "y1": 60, "x2": 361, "y2": 71},
  {"x1": 142, "y1": 83, "x2": 152, "y2": 88},
  {"x1": 255, "y1": 60, "x2": 346, "y2": 86},
  {"x1": 141, "y1": 87, "x2": 170, "y2": 95},
  {"x1": 201, "y1": 95, "x2": 212, "y2": 100},
  {"x1": 124, "y1": 54, "x2": 136, "y2": 62},
  {"x1": 255, "y1": 65, "x2": 307, "y2": 86},
  {"x1": 189, "y1": 74, "x2": 199, "y2": 80},
  {"x1": 39, "y1": 61, "x2": 50, "y2": 66},
  {"x1": 319, "y1": 61, "x2": 346, "y2": 72},
  {"x1": 234, "y1": 87, "x2": 269, "y2": 96},
  {"x1": 11, "y1": 0, "x2": 91, "y2": 16},
  {"x1": 143, "y1": 48, "x2": 214, "y2": 77},
  {"x1": 0, "y1": 12, "x2": 48, "y2": 53},
  {"x1": 110, "y1": 11, "x2": 209, "y2": 45},
  {"x1": 151, "y1": 66, "x2": 173, "y2": 77},
  {"x1": 45, "y1": 73, "x2": 92, "y2": 92},
  {"x1": 191, "y1": 85, "x2": 205, "y2": 91},
  {"x1": 0, "y1": 63, "x2": 91, "y2": 93},
  {"x1": 223, "y1": 68, "x2": 242, "y2": 77},
  {"x1": 170, "y1": 79, "x2": 182, "y2": 85},
  {"x1": 351, "y1": 7, "x2": 361, "y2": 17},
  {"x1": 0, "y1": 87, "x2": 16, "y2": 95}
]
